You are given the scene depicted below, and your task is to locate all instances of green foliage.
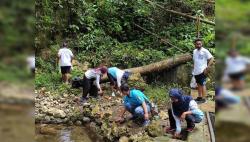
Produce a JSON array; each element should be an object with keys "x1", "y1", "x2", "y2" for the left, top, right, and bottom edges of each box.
[{"x1": 35, "y1": 0, "x2": 215, "y2": 93}]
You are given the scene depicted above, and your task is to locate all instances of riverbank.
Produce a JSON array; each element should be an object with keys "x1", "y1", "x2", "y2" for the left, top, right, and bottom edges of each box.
[{"x1": 35, "y1": 87, "x2": 171, "y2": 142}]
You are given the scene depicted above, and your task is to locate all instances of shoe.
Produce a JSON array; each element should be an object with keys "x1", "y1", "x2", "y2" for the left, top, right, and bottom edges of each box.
[
  {"x1": 79, "y1": 97, "x2": 89, "y2": 105},
  {"x1": 186, "y1": 126, "x2": 195, "y2": 132},
  {"x1": 165, "y1": 127, "x2": 176, "y2": 134},
  {"x1": 195, "y1": 97, "x2": 206, "y2": 104},
  {"x1": 142, "y1": 120, "x2": 150, "y2": 127}
]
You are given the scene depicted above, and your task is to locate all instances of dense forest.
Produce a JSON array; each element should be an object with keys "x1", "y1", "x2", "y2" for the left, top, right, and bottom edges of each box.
[
  {"x1": 35, "y1": 0, "x2": 215, "y2": 91},
  {"x1": 0, "y1": 0, "x2": 34, "y2": 82}
]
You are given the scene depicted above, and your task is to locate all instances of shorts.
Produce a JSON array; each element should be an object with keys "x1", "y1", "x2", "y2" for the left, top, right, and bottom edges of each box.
[
  {"x1": 194, "y1": 73, "x2": 207, "y2": 86},
  {"x1": 61, "y1": 66, "x2": 71, "y2": 74},
  {"x1": 228, "y1": 72, "x2": 244, "y2": 80}
]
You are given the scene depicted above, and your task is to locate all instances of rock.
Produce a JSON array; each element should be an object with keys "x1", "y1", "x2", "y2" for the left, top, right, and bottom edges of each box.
[
  {"x1": 75, "y1": 120, "x2": 82, "y2": 126},
  {"x1": 119, "y1": 136, "x2": 129, "y2": 142},
  {"x1": 40, "y1": 126, "x2": 57, "y2": 135},
  {"x1": 158, "y1": 111, "x2": 168, "y2": 120},
  {"x1": 146, "y1": 120, "x2": 164, "y2": 137},
  {"x1": 82, "y1": 117, "x2": 91, "y2": 123},
  {"x1": 68, "y1": 121, "x2": 73, "y2": 125},
  {"x1": 44, "y1": 116, "x2": 50, "y2": 122},
  {"x1": 46, "y1": 108, "x2": 66, "y2": 118},
  {"x1": 63, "y1": 93, "x2": 69, "y2": 98}
]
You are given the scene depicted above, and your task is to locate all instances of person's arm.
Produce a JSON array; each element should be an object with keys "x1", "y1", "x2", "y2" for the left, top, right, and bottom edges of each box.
[
  {"x1": 117, "y1": 72, "x2": 123, "y2": 89},
  {"x1": 96, "y1": 74, "x2": 102, "y2": 92},
  {"x1": 70, "y1": 50, "x2": 74, "y2": 64},
  {"x1": 204, "y1": 52, "x2": 214, "y2": 75},
  {"x1": 116, "y1": 106, "x2": 127, "y2": 122},
  {"x1": 142, "y1": 101, "x2": 149, "y2": 120},
  {"x1": 181, "y1": 100, "x2": 198, "y2": 120},
  {"x1": 119, "y1": 106, "x2": 126, "y2": 118}
]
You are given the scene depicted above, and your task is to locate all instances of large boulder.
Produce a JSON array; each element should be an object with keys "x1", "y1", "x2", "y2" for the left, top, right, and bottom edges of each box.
[
  {"x1": 45, "y1": 108, "x2": 66, "y2": 118},
  {"x1": 146, "y1": 120, "x2": 164, "y2": 137}
]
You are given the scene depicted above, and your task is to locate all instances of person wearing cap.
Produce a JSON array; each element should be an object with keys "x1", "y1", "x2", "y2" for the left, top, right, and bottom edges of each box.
[
  {"x1": 166, "y1": 88, "x2": 204, "y2": 139},
  {"x1": 107, "y1": 67, "x2": 131, "y2": 92},
  {"x1": 116, "y1": 84, "x2": 151, "y2": 126},
  {"x1": 57, "y1": 41, "x2": 74, "y2": 84},
  {"x1": 79, "y1": 66, "x2": 107, "y2": 102}
]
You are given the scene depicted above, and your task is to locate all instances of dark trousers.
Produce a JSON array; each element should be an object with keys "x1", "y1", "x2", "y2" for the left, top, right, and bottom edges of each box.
[
  {"x1": 82, "y1": 76, "x2": 98, "y2": 98},
  {"x1": 168, "y1": 109, "x2": 195, "y2": 129}
]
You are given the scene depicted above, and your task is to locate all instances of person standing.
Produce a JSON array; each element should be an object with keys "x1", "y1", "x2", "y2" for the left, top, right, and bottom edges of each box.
[
  {"x1": 225, "y1": 49, "x2": 250, "y2": 90},
  {"x1": 192, "y1": 39, "x2": 214, "y2": 103},
  {"x1": 58, "y1": 41, "x2": 74, "y2": 84}
]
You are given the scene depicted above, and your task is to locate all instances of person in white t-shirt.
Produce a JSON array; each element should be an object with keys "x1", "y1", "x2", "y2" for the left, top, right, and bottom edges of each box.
[
  {"x1": 192, "y1": 39, "x2": 214, "y2": 103},
  {"x1": 225, "y1": 49, "x2": 250, "y2": 90},
  {"x1": 57, "y1": 42, "x2": 74, "y2": 84},
  {"x1": 27, "y1": 55, "x2": 35, "y2": 75}
]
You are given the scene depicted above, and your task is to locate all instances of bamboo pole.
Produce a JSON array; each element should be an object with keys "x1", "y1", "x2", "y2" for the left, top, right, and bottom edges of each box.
[{"x1": 144, "y1": 0, "x2": 215, "y2": 26}]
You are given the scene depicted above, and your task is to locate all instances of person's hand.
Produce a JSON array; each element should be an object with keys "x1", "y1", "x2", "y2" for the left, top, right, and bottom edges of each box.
[
  {"x1": 144, "y1": 113, "x2": 149, "y2": 120},
  {"x1": 98, "y1": 90, "x2": 103, "y2": 96},
  {"x1": 173, "y1": 132, "x2": 181, "y2": 139},
  {"x1": 203, "y1": 67, "x2": 210, "y2": 75},
  {"x1": 180, "y1": 112, "x2": 186, "y2": 121},
  {"x1": 115, "y1": 116, "x2": 124, "y2": 123}
]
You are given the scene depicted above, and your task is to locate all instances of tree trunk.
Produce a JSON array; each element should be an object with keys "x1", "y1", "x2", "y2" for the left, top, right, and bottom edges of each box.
[
  {"x1": 128, "y1": 53, "x2": 192, "y2": 74},
  {"x1": 101, "y1": 53, "x2": 192, "y2": 83}
]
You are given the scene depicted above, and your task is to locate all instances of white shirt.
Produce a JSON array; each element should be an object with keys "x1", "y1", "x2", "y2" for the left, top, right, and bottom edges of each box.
[
  {"x1": 85, "y1": 69, "x2": 102, "y2": 89},
  {"x1": 58, "y1": 48, "x2": 74, "y2": 67},
  {"x1": 27, "y1": 55, "x2": 35, "y2": 69},
  {"x1": 225, "y1": 56, "x2": 250, "y2": 74},
  {"x1": 193, "y1": 47, "x2": 213, "y2": 75},
  {"x1": 116, "y1": 70, "x2": 125, "y2": 87}
]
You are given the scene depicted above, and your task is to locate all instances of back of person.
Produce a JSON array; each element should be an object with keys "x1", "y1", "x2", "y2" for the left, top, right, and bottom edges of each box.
[
  {"x1": 108, "y1": 67, "x2": 118, "y2": 77},
  {"x1": 85, "y1": 69, "x2": 101, "y2": 79},
  {"x1": 124, "y1": 89, "x2": 150, "y2": 107},
  {"x1": 58, "y1": 48, "x2": 73, "y2": 67}
]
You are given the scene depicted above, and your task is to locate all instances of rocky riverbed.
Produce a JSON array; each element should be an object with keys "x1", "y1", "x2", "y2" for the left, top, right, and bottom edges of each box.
[{"x1": 35, "y1": 88, "x2": 171, "y2": 142}]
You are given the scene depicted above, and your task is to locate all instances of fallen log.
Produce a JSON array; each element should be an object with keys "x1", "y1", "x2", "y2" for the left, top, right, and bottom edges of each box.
[
  {"x1": 101, "y1": 53, "x2": 192, "y2": 83},
  {"x1": 127, "y1": 53, "x2": 192, "y2": 74}
]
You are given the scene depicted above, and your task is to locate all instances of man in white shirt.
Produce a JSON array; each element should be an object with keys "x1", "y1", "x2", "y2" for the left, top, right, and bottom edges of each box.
[
  {"x1": 225, "y1": 49, "x2": 250, "y2": 90},
  {"x1": 192, "y1": 39, "x2": 214, "y2": 103},
  {"x1": 57, "y1": 42, "x2": 74, "y2": 84}
]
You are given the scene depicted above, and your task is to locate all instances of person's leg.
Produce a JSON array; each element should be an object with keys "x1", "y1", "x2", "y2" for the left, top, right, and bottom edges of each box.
[
  {"x1": 82, "y1": 77, "x2": 91, "y2": 99},
  {"x1": 134, "y1": 105, "x2": 151, "y2": 118},
  {"x1": 168, "y1": 109, "x2": 176, "y2": 129},
  {"x1": 197, "y1": 84, "x2": 203, "y2": 98},
  {"x1": 134, "y1": 105, "x2": 151, "y2": 126},
  {"x1": 185, "y1": 114, "x2": 195, "y2": 129},
  {"x1": 124, "y1": 102, "x2": 134, "y2": 114},
  {"x1": 202, "y1": 85, "x2": 207, "y2": 98},
  {"x1": 89, "y1": 81, "x2": 98, "y2": 97}
]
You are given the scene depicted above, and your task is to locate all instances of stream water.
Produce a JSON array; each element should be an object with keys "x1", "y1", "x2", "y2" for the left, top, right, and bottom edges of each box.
[
  {"x1": 35, "y1": 124, "x2": 99, "y2": 142},
  {"x1": 0, "y1": 103, "x2": 99, "y2": 142}
]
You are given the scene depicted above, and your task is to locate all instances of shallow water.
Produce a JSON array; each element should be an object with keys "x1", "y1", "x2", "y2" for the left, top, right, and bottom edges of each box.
[
  {"x1": 35, "y1": 124, "x2": 98, "y2": 142},
  {"x1": 0, "y1": 104, "x2": 34, "y2": 142}
]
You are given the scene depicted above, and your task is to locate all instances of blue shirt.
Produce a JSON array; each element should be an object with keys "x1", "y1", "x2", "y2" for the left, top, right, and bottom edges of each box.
[
  {"x1": 108, "y1": 67, "x2": 119, "y2": 79},
  {"x1": 123, "y1": 89, "x2": 150, "y2": 107}
]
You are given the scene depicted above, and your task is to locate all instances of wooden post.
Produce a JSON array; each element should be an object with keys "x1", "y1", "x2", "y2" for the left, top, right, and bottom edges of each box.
[{"x1": 196, "y1": 15, "x2": 201, "y2": 38}]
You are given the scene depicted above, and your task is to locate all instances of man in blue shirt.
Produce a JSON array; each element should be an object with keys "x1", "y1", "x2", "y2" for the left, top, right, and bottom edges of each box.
[{"x1": 116, "y1": 84, "x2": 151, "y2": 126}]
